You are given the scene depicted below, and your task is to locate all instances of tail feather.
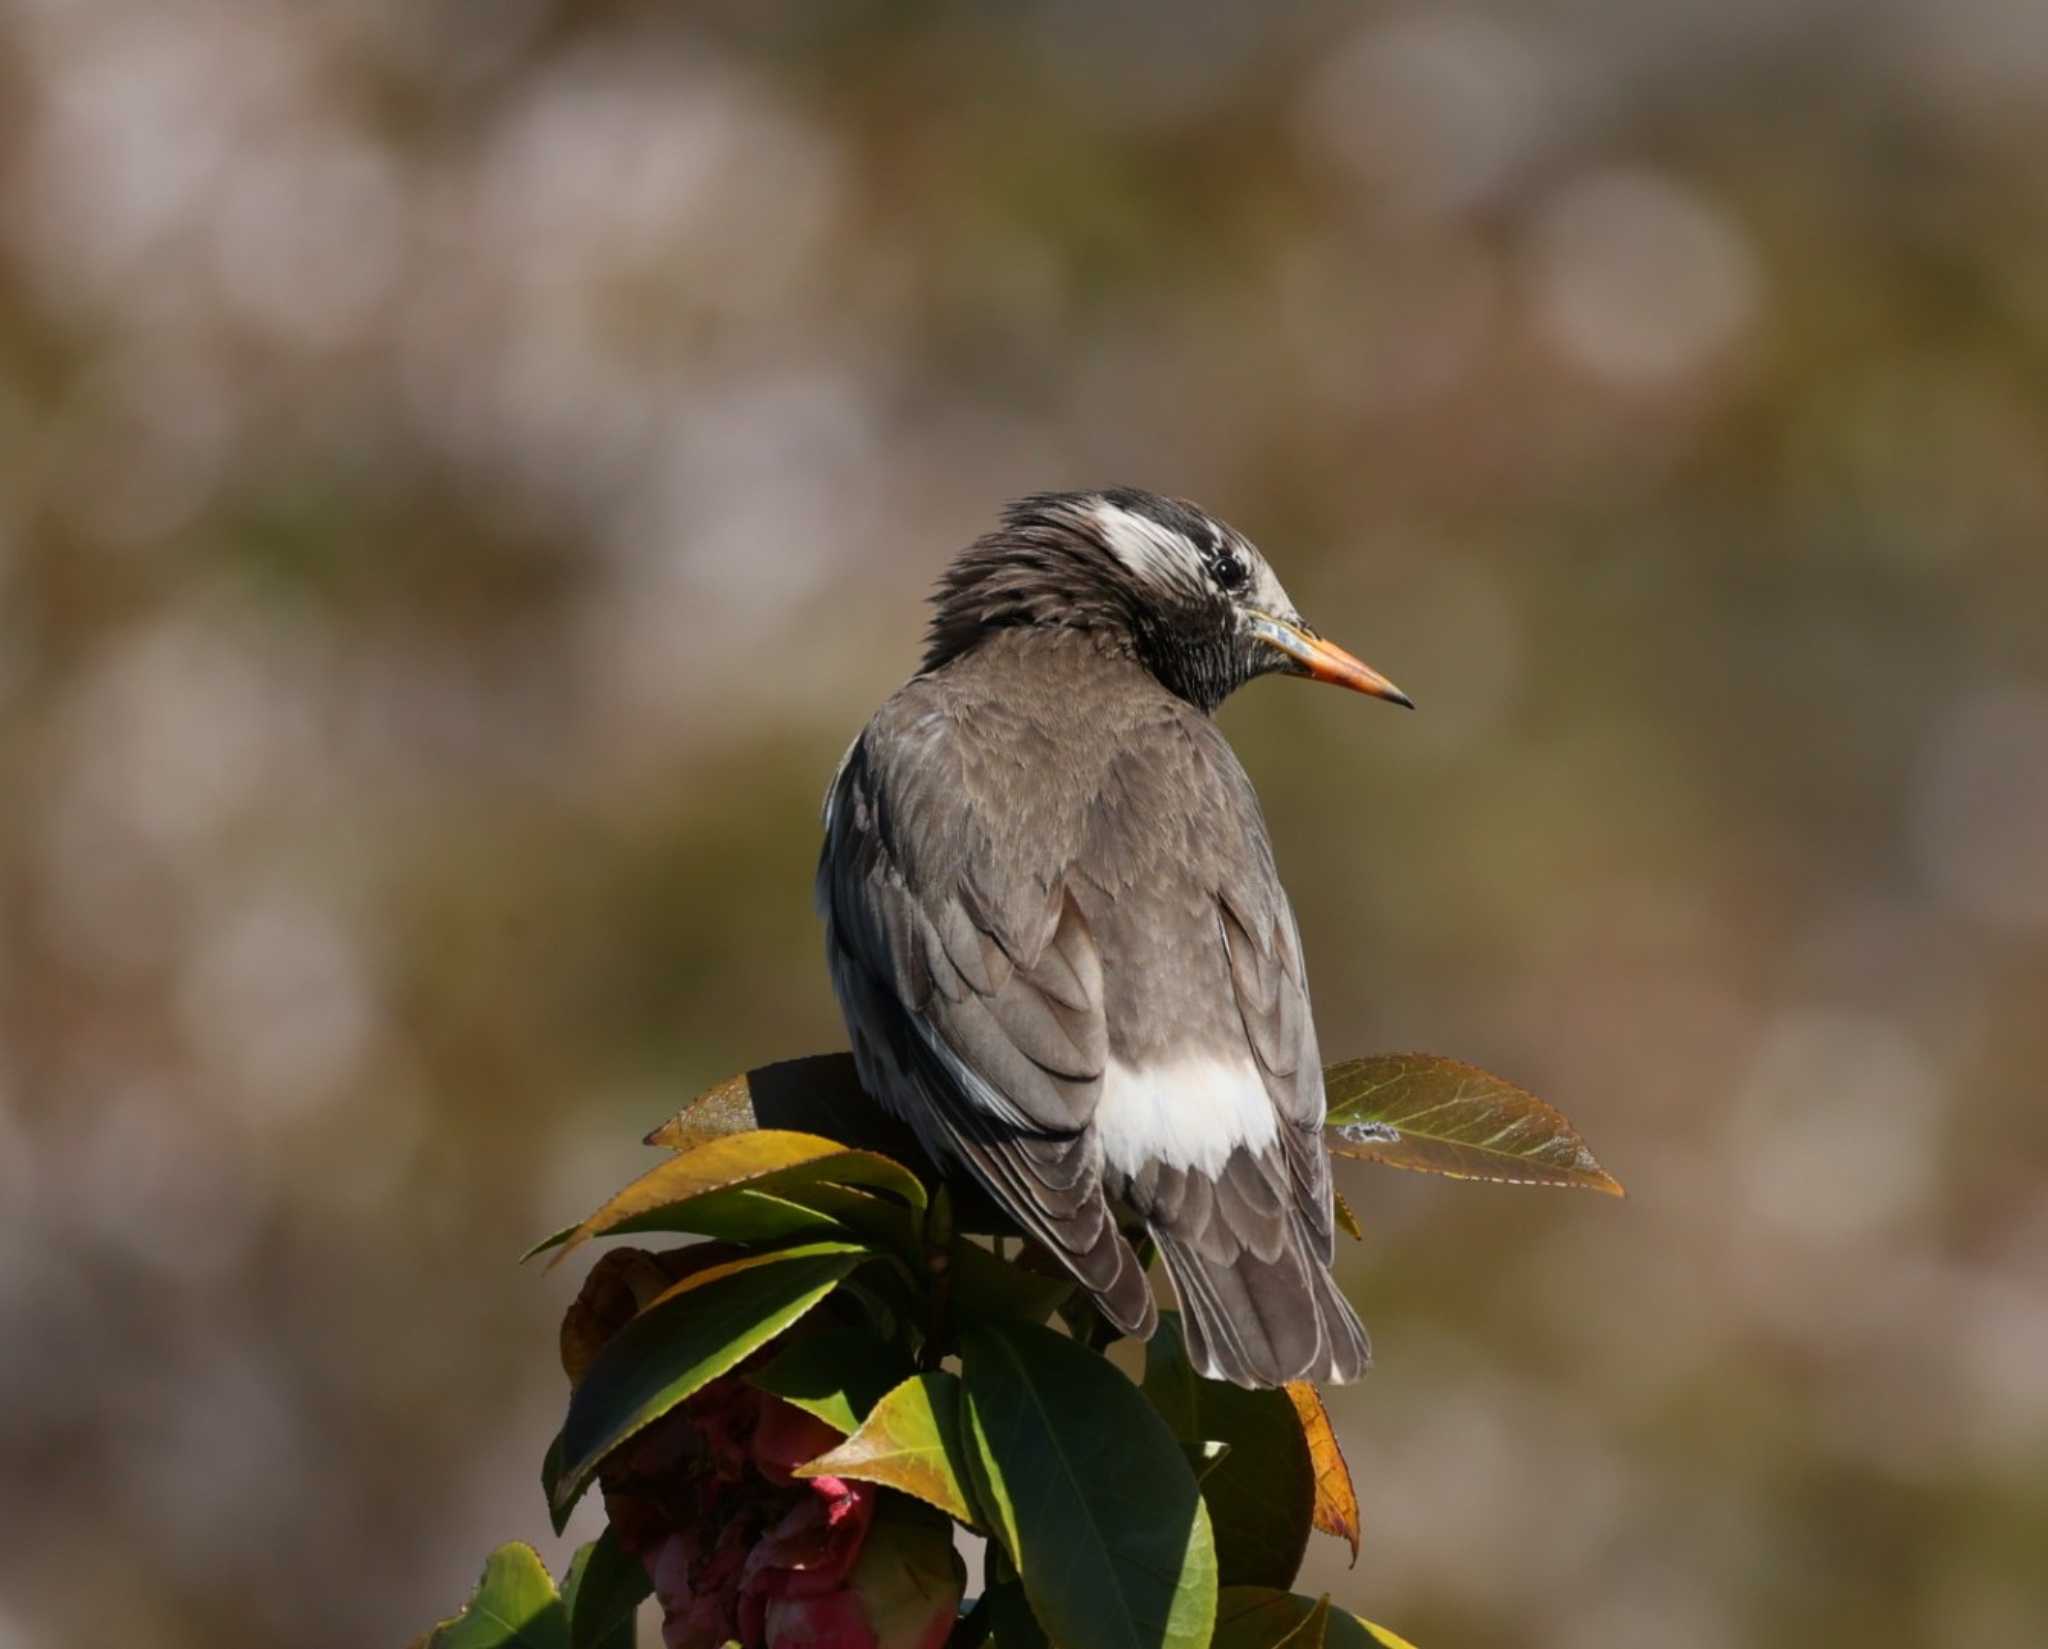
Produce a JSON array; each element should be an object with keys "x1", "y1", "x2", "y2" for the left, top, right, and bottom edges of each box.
[
  {"x1": 1139, "y1": 1141, "x2": 1369, "y2": 1387},
  {"x1": 1154, "y1": 1221, "x2": 1369, "y2": 1388}
]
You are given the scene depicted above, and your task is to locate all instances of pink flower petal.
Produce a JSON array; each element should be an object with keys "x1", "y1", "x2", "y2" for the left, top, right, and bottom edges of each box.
[
  {"x1": 762, "y1": 1590, "x2": 878, "y2": 1649},
  {"x1": 742, "y1": 1477, "x2": 877, "y2": 1604}
]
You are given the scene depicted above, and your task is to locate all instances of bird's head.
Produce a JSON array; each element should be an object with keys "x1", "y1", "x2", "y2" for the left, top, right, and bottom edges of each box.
[{"x1": 922, "y1": 487, "x2": 1412, "y2": 715}]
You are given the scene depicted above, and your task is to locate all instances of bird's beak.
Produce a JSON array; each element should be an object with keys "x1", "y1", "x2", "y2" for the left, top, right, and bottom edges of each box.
[{"x1": 1247, "y1": 612, "x2": 1414, "y2": 708}]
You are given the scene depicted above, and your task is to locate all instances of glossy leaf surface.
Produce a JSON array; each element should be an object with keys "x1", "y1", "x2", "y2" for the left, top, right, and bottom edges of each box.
[
  {"x1": 1143, "y1": 1312, "x2": 1315, "y2": 1590},
  {"x1": 964, "y1": 1320, "x2": 1217, "y2": 1649},
  {"x1": 546, "y1": 1130, "x2": 924, "y2": 1268},
  {"x1": 550, "y1": 1242, "x2": 865, "y2": 1519}
]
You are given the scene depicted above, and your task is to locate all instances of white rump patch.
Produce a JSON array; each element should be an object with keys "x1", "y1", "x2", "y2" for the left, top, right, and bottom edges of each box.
[
  {"x1": 1089, "y1": 500, "x2": 1199, "y2": 586},
  {"x1": 1094, "y1": 1054, "x2": 1279, "y2": 1177}
]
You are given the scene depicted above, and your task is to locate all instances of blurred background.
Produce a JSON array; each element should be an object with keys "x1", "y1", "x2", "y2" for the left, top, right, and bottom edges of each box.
[{"x1": 3, "y1": 0, "x2": 2046, "y2": 1644}]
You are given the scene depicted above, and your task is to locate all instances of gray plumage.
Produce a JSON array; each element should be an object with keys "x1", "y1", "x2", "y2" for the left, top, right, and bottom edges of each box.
[{"x1": 817, "y1": 489, "x2": 1405, "y2": 1387}]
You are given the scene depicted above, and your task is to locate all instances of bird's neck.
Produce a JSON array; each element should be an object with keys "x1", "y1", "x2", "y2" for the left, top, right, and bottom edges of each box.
[
  {"x1": 930, "y1": 623, "x2": 1244, "y2": 717},
  {"x1": 923, "y1": 626, "x2": 1182, "y2": 712},
  {"x1": 1130, "y1": 610, "x2": 1243, "y2": 713}
]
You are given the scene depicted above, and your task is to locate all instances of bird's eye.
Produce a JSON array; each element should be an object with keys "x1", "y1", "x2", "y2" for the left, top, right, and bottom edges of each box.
[{"x1": 1210, "y1": 553, "x2": 1249, "y2": 593}]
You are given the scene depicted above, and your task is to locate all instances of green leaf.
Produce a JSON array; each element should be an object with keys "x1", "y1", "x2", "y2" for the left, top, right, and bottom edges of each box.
[
  {"x1": 551, "y1": 1242, "x2": 866, "y2": 1521},
  {"x1": 797, "y1": 1371, "x2": 981, "y2": 1526},
  {"x1": 546, "y1": 1131, "x2": 925, "y2": 1270},
  {"x1": 985, "y1": 1582, "x2": 1050, "y2": 1649},
  {"x1": 421, "y1": 1543, "x2": 567, "y2": 1649},
  {"x1": 1323, "y1": 1054, "x2": 1624, "y2": 1195},
  {"x1": 639, "y1": 1184, "x2": 856, "y2": 1245},
  {"x1": 747, "y1": 1324, "x2": 914, "y2": 1436},
  {"x1": 1142, "y1": 1312, "x2": 1314, "y2": 1591},
  {"x1": 1212, "y1": 1590, "x2": 1419, "y2": 1649},
  {"x1": 540, "y1": 1430, "x2": 570, "y2": 1537},
  {"x1": 562, "y1": 1530, "x2": 649, "y2": 1649},
  {"x1": 963, "y1": 1320, "x2": 1217, "y2": 1649},
  {"x1": 521, "y1": 1223, "x2": 578, "y2": 1264},
  {"x1": 950, "y1": 1238, "x2": 1076, "y2": 1326}
]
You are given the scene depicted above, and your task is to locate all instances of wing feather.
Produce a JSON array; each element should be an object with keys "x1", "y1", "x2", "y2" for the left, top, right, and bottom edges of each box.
[{"x1": 819, "y1": 723, "x2": 1154, "y2": 1334}]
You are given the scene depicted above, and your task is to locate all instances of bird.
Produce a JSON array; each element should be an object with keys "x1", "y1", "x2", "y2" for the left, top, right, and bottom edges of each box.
[{"x1": 815, "y1": 488, "x2": 1410, "y2": 1388}]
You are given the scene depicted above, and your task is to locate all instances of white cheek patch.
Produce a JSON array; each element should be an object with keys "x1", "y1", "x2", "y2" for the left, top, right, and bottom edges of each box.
[
  {"x1": 1250, "y1": 562, "x2": 1295, "y2": 620},
  {"x1": 1094, "y1": 1054, "x2": 1280, "y2": 1176},
  {"x1": 1089, "y1": 501, "x2": 1198, "y2": 587}
]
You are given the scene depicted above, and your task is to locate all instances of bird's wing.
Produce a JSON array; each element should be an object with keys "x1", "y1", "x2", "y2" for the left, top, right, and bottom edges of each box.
[
  {"x1": 818, "y1": 711, "x2": 1154, "y2": 1332},
  {"x1": 1217, "y1": 882, "x2": 1334, "y2": 1261}
]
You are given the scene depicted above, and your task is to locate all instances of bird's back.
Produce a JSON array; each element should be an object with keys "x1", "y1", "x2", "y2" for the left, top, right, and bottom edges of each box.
[{"x1": 819, "y1": 626, "x2": 1367, "y2": 1385}]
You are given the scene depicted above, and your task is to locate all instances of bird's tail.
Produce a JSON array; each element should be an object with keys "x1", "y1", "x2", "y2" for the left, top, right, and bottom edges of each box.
[{"x1": 1152, "y1": 1216, "x2": 1370, "y2": 1389}]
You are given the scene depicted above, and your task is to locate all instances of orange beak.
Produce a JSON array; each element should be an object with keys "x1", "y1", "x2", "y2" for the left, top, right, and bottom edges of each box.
[{"x1": 1247, "y1": 612, "x2": 1414, "y2": 708}]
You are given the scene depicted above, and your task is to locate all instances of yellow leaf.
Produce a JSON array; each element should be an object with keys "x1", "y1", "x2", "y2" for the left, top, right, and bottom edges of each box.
[
  {"x1": 1284, "y1": 1382, "x2": 1360, "y2": 1565},
  {"x1": 544, "y1": 1128, "x2": 925, "y2": 1270},
  {"x1": 797, "y1": 1371, "x2": 982, "y2": 1527},
  {"x1": 636, "y1": 1241, "x2": 864, "y2": 1313},
  {"x1": 1332, "y1": 1190, "x2": 1363, "y2": 1242}
]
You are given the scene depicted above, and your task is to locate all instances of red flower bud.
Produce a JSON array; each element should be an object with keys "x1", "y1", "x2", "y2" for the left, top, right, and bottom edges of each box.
[
  {"x1": 841, "y1": 1506, "x2": 966, "y2": 1649},
  {"x1": 759, "y1": 1590, "x2": 875, "y2": 1649},
  {"x1": 759, "y1": 1500, "x2": 964, "y2": 1649}
]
